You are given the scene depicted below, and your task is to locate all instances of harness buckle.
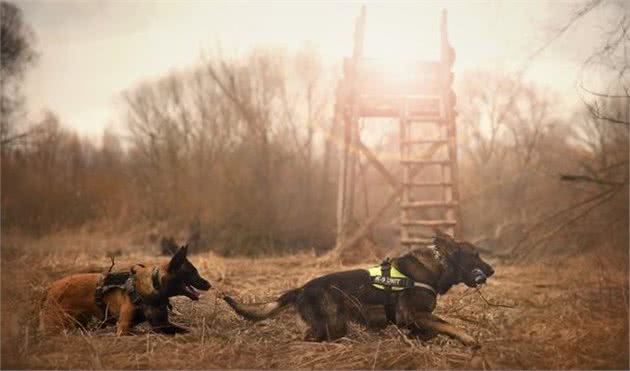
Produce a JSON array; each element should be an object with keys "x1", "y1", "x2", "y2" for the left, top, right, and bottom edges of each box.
[{"x1": 381, "y1": 257, "x2": 392, "y2": 274}]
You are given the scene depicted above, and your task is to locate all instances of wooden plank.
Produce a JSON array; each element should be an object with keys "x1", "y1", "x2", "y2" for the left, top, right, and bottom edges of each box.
[
  {"x1": 401, "y1": 201, "x2": 458, "y2": 208},
  {"x1": 400, "y1": 238, "x2": 434, "y2": 245},
  {"x1": 401, "y1": 139, "x2": 448, "y2": 146},
  {"x1": 403, "y1": 181, "x2": 452, "y2": 187},
  {"x1": 358, "y1": 96, "x2": 441, "y2": 118},
  {"x1": 401, "y1": 159, "x2": 451, "y2": 165},
  {"x1": 401, "y1": 220, "x2": 457, "y2": 226},
  {"x1": 359, "y1": 108, "x2": 443, "y2": 118},
  {"x1": 406, "y1": 116, "x2": 445, "y2": 123},
  {"x1": 349, "y1": 58, "x2": 442, "y2": 77},
  {"x1": 356, "y1": 139, "x2": 398, "y2": 189},
  {"x1": 357, "y1": 79, "x2": 440, "y2": 96}
]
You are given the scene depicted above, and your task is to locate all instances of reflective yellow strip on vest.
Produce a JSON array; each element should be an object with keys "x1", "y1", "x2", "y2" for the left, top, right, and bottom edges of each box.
[{"x1": 368, "y1": 265, "x2": 408, "y2": 291}]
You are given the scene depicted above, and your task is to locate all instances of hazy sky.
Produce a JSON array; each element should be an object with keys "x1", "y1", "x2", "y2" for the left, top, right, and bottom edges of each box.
[{"x1": 19, "y1": 0, "x2": 622, "y2": 138}]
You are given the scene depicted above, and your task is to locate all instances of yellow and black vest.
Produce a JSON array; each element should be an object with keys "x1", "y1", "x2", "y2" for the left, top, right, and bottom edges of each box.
[
  {"x1": 368, "y1": 259, "x2": 436, "y2": 323},
  {"x1": 368, "y1": 260, "x2": 436, "y2": 295}
]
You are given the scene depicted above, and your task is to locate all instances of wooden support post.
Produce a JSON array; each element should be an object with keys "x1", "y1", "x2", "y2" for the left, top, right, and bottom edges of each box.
[
  {"x1": 440, "y1": 9, "x2": 461, "y2": 238},
  {"x1": 335, "y1": 102, "x2": 349, "y2": 247},
  {"x1": 399, "y1": 103, "x2": 410, "y2": 245},
  {"x1": 356, "y1": 139, "x2": 398, "y2": 189},
  {"x1": 335, "y1": 6, "x2": 366, "y2": 249},
  {"x1": 346, "y1": 117, "x2": 358, "y2": 226}
]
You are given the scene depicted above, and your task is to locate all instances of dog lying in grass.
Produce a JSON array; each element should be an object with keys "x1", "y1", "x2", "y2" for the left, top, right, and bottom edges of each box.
[
  {"x1": 39, "y1": 245, "x2": 211, "y2": 335},
  {"x1": 224, "y1": 232, "x2": 494, "y2": 346}
]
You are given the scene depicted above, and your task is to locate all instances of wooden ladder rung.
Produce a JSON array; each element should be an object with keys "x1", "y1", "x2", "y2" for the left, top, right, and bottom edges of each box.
[
  {"x1": 403, "y1": 181, "x2": 453, "y2": 187},
  {"x1": 401, "y1": 201, "x2": 458, "y2": 209},
  {"x1": 401, "y1": 220, "x2": 457, "y2": 226},
  {"x1": 401, "y1": 139, "x2": 448, "y2": 146},
  {"x1": 358, "y1": 93, "x2": 441, "y2": 100},
  {"x1": 400, "y1": 238, "x2": 433, "y2": 245},
  {"x1": 401, "y1": 159, "x2": 452, "y2": 165},
  {"x1": 406, "y1": 116, "x2": 445, "y2": 123}
]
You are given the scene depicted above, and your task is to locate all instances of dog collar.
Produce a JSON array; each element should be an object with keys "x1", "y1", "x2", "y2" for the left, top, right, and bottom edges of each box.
[
  {"x1": 151, "y1": 266, "x2": 161, "y2": 291},
  {"x1": 427, "y1": 244, "x2": 449, "y2": 272}
]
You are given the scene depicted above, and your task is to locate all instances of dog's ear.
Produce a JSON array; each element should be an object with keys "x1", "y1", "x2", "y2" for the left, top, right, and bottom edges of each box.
[
  {"x1": 167, "y1": 245, "x2": 188, "y2": 272},
  {"x1": 433, "y1": 230, "x2": 454, "y2": 244},
  {"x1": 433, "y1": 231, "x2": 460, "y2": 254},
  {"x1": 433, "y1": 229, "x2": 452, "y2": 240}
]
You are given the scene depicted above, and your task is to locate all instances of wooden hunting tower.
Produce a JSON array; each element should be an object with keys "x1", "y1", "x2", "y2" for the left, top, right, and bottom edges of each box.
[{"x1": 335, "y1": 7, "x2": 459, "y2": 251}]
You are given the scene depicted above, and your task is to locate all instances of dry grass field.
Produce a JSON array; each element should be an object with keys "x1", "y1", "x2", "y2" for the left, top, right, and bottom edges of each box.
[{"x1": 1, "y1": 231, "x2": 628, "y2": 370}]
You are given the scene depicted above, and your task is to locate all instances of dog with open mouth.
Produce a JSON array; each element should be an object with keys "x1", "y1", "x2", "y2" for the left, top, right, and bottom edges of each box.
[
  {"x1": 224, "y1": 232, "x2": 494, "y2": 346},
  {"x1": 40, "y1": 244, "x2": 211, "y2": 335}
]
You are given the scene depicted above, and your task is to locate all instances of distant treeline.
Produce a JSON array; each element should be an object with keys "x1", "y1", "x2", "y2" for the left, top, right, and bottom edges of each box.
[{"x1": 2, "y1": 51, "x2": 628, "y2": 256}]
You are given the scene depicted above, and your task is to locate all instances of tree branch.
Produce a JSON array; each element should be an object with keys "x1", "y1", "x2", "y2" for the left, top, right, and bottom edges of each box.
[{"x1": 560, "y1": 174, "x2": 627, "y2": 186}]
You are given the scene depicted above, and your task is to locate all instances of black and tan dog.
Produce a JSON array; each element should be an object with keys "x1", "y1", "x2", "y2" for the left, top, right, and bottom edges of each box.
[
  {"x1": 39, "y1": 245, "x2": 211, "y2": 335},
  {"x1": 224, "y1": 232, "x2": 494, "y2": 346}
]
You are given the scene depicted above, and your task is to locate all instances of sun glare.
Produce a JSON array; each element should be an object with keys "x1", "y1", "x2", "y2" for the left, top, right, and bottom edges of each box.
[{"x1": 361, "y1": 6, "x2": 441, "y2": 62}]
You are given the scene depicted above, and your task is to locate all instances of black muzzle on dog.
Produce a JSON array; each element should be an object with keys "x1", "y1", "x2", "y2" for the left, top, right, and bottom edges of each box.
[{"x1": 472, "y1": 268, "x2": 487, "y2": 285}]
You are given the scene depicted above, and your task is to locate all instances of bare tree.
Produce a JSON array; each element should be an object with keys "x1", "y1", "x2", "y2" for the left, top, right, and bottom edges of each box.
[
  {"x1": 577, "y1": 1, "x2": 629, "y2": 127},
  {"x1": 458, "y1": 71, "x2": 514, "y2": 168},
  {"x1": 122, "y1": 49, "x2": 336, "y2": 250},
  {"x1": 568, "y1": 99, "x2": 629, "y2": 185},
  {"x1": 504, "y1": 83, "x2": 559, "y2": 167},
  {"x1": 458, "y1": 71, "x2": 558, "y2": 171},
  {"x1": 537, "y1": 0, "x2": 630, "y2": 185},
  {"x1": 204, "y1": 49, "x2": 289, "y2": 239},
  {"x1": 1, "y1": 1, "x2": 37, "y2": 147}
]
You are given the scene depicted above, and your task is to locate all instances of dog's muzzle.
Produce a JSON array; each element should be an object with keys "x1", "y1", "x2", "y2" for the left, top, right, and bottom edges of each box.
[{"x1": 472, "y1": 269, "x2": 487, "y2": 285}]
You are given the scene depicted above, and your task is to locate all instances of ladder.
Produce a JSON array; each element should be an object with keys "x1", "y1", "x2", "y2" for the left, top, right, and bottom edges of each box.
[
  {"x1": 399, "y1": 92, "x2": 460, "y2": 245},
  {"x1": 333, "y1": 8, "x2": 461, "y2": 253}
]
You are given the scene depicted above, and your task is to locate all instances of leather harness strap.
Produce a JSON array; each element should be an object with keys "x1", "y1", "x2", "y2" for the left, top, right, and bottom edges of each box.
[
  {"x1": 380, "y1": 259, "x2": 397, "y2": 323},
  {"x1": 95, "y1": 266, "x2": 163, "y2": 314},
  {"x1": 95, "y1": 271, "x2": 133, "y2": 314},
  {"x1": 151, "y1": 267, "x2": 161, "y2": 291},
  {"x1": 370, "y1": 258, "x2": 438, "y2": 324},
  {"x1": 125, "y1": 276, "x2": 143, "y2": 305}
]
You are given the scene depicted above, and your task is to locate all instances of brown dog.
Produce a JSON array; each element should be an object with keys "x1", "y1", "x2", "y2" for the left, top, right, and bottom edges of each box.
[
  {"x1": 39, "y1": 245, "x2": 211, "y2": 335},
  {"x1": 224, "y1": 232, "x2": 494, "y2": 346}
]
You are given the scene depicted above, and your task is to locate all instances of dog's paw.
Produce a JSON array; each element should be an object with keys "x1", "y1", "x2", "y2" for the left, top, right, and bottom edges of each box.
[
  {"x1": 409, "y1": 328, "x2": 437, "y2": 341},
  {"x1": 459, "y1": 334, "x2": 480, "y2": 348},
  {"x1": 152, "y1": 324, "x2": 190, "y2": 335}
]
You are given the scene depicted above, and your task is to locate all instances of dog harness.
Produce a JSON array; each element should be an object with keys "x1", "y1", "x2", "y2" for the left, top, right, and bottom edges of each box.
[
  {"x1": 368, "y1": 259, "x2": 437, "y2": 295},
  {"x1": 369, "y1": 258, "x2": 437, "y2": 323},
  {"x1": 94, "y1": 266, "x2": 162, "y2": 314}
]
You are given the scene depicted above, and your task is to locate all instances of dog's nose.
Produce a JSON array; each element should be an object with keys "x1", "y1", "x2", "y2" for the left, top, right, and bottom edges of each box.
[{"x1": 487, "y1": 266, "x2": 495, "y2": 277}]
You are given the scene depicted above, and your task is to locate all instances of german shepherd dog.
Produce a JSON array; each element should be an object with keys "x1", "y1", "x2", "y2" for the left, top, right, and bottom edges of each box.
[
  {"x1": 224, "y1": 232, "x2": 494, "y2": 346},
  {"x1": 40, "y1": 245, "x2": 211, "y2": 335}
]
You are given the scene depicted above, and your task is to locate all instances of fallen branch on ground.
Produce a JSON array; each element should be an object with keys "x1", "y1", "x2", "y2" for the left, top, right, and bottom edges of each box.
[{"x1": 476, "y1": 288, "x2": 516, "y2": 309}]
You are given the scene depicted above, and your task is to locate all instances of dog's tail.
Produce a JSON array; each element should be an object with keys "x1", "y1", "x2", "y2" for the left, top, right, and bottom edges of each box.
[{"x1": 223, "y1": 288, "x2": 301, "y2": 321}]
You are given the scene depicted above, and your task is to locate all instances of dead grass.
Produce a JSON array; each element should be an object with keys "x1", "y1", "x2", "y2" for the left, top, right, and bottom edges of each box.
[{"x1": 1, "y1": 231, "x2": 628, "y2": 369}]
